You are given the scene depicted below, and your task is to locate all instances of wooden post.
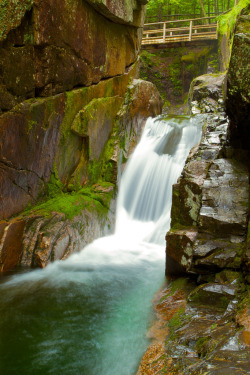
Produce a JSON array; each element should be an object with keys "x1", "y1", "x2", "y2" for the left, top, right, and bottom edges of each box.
[
  {"x1": 163, "y1": 22, "x2": 166, "y2": 42},
  {"x1": 189, "y1": 20, "x2": 193, "y2": 41}
]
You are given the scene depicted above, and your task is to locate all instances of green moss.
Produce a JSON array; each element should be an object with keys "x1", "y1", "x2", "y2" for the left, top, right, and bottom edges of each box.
[
  {"x1": 188, "y1": 285, "x2": 231, "y2": 310},
  {"x1": 88, "y1": 159, "x2": 103, "y2": 185},
  {"x1": 195, "y1": 336, "x2": 211, "y2": 357},
  {"x1": 237, "y1": 288, "x2": 250, "y2": 312},
  {"x1": 218, "y1": 0, "x2": 249, "y2": 36},
  {"x1": 169, "y1": 277, "x2": 188, "y2": 295},
  {"x1": 22, "y1": 183, "x2": 114, "y2": 221},
  {"x1": 0, "y1": 0, "x2": 34, "y2": 41},
  {"x1": 159, "y1": 277, "x2": 189, "y2": 303},
  {"x1": 168, "y1": 307, "x2": 186, "y2": 331},
  {"x1": 46, "y1": 166, "x2": 64, "y2": 199},
  {"x1": 88, "y1": 116, "x2": 120, "y2": 185},
  {"x1": 181, "y1": 47, "x2": 211, "y2": 64},
  {"x1": 166, "y1": 306, "x2": 193, "y2": 345},
  {"x1": 27, "y1": 120, "x2": 37, "y2": 134}
]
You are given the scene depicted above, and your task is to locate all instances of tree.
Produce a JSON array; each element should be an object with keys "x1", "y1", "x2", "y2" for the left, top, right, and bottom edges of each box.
[{"x1": 145, "y1": 0, "x2": 236, "y2": 22}]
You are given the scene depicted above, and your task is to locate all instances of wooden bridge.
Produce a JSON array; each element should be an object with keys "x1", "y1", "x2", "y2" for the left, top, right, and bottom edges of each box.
[{"x1": 142, "y1": 16, "x2": 218, "y2": 46}]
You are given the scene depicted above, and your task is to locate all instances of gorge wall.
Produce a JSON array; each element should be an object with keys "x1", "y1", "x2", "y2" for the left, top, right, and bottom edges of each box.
[
  {"x1": 137, "y1": 6, "x2": 249, "y2": 374},
  {"x1": 166, "y1": 5, "x2": 250, "y2": 284},
  {"x1": 0, "y1": 0, "x2": 164, "y2": 271},
  {"x1": 140, "y1": 42, "x2": 219, "y2": 113}
]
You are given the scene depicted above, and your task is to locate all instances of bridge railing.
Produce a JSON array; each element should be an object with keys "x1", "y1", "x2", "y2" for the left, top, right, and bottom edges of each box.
[{"x1": 142, "y1": 16, "x2": 218, "y2": 45}]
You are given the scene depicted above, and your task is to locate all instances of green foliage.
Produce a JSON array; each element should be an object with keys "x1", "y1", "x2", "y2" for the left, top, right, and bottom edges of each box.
[
  {"x1": 140, "y1": 50, "x2": 157, "y2": 67},
  {"x1": 145, "y1": 0, "x2": 236, "y2": 23},
  {"x1": 218, "y1": 0, "x2": 250, "y2": 36},
  {"x1": 169, "y1": 61, "x2": 182, "y2": 95}
]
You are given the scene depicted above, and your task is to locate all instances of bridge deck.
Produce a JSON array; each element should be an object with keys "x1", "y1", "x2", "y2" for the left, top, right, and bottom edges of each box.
[{"x1": 142, "y1": 16, "x2": 218, "y2": 46}]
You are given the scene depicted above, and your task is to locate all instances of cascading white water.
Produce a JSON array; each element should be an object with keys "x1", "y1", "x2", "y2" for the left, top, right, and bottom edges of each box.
[
  {"x1": 115, "y1": 115, "x2": 202, "y2": 245},
  {"x1": 0, "y1": 115, "x2": 202, "y2": 375}
]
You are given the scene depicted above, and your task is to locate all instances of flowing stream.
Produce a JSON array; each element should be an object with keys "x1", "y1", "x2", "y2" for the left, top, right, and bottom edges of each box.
[{"x1": 0, "y1": 115, "x2": 202, "y2": 375}]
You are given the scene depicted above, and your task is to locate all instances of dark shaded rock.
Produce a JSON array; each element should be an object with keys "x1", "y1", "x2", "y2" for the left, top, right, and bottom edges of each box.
[
  {"x1": 199, "y1": 159, "x2": 249, "y2": 236},
  {"x1": 193, "y1": 235, "x2": 245, "y2": 271},
  {"x1": 226, "y1": 8, "x2": 250, "y2": 150},
  {"x1": 84, "y1": 0, "x2": 147, "y2": 26},
  {"x1": 137, "y1": 278, "x2": 250, "y2": 375},
  {"x1": 0, "y1": 94, "x2": 65, "y2": 219},
  {"x1": 0, "y1": 0, "x2": 146, "y2": 111},
  {"x1": 166, "y1": 228, "x2": 198, "y2": 274},
  {"x1": 167, "y1": 69, "x2": 249, "y2": 276},
  {"x1": 0, "y1": 219, "x2": 26, "y2": 272},
  {"x1": 171, "y1": 160, "x2": 208, "y2": 228}
]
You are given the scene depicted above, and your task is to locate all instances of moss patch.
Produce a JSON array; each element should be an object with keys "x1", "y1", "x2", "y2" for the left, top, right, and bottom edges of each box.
[
  {"x1": 218, "y1": 0, "x2": 249, "y2": 36},
  {"x1": 0, "y1": 0, "x2": 34, "y2": 41},
  {"x1": 21, "y1": 182, "x2": 114, "y2": 221}
]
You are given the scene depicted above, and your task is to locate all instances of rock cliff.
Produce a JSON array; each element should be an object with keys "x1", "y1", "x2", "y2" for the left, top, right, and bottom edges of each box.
[
  {"x1": 0, "y1": 0, "x2": 164, "y2": 271},
  {"x1": 166, "y1": 7, "x2": 250, "y2": 280},
  {"x1": 137, "y1": 7, "x2": 249, "y2": 374}
]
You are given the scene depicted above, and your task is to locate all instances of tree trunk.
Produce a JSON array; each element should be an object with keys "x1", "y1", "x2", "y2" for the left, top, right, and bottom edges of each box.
[{"x1": 199, "y1": 0, "x2": 208, "y2": 23}]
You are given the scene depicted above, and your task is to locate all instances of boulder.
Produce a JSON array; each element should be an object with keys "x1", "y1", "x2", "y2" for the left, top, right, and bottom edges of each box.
[
  {"x1": 119, "y1": 79, "x2": 164, "y2": 159},
  {"x1": 189, "y1": 73, "x2": 226, "y2": 114}
]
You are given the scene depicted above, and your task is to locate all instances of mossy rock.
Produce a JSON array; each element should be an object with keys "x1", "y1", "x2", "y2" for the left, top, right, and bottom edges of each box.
[{"x1": 188, "y1": 282, "x2": 236, "y2": 311}]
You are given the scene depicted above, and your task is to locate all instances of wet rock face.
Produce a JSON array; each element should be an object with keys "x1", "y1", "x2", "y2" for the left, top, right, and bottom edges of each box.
[
  {"x1": 0, "y1": 77, "x2": 163, "y2": 272},
  {"x1": 138, "y1": 276, "x2": 250, "y2": 375},
  {"x1": 119, "y1": 79, "x2": 164, "y2": 159},
  {"x1": 166, "y1": 72, "x2": 249, "y2": 276},
  {"x1": 0, "y1": 0, "x2": 146, "y2": 112},
  {"x1": 0, "y1": 202, "x2": 115, "y2": 271},
  {"x1": 0, "y1": 70, "x2": 131, "y2": 220},
  {"x1": 85, "y1": 0, "x2": 147, "y2": 26},
  {"x1": 226, "y1": 7, "x2": 250, "y2": 150}
]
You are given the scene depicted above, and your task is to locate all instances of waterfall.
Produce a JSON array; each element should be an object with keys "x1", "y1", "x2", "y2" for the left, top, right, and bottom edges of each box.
[
  {"x1": 0, "y1": 115, "x2": 202, "y2": 375},
  {"x1": 115, "y1": 115, "x2": 202, "y2": 245}
]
